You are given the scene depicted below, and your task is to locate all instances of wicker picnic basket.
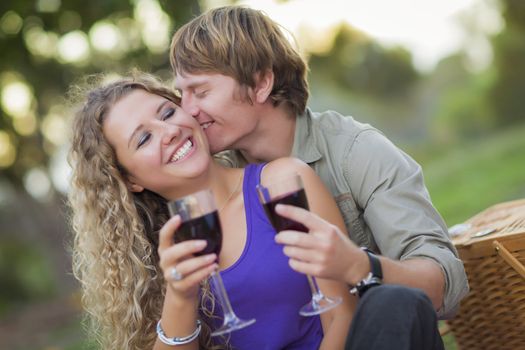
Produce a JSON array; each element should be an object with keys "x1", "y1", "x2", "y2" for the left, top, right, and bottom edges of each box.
[{"x1": 447, "y1": 199, "x2": 525, "y2": 350}]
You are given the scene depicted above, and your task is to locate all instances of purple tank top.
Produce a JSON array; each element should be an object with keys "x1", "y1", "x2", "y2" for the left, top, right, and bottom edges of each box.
[{"x1": 210, "y1": 163, "x2": 323, "y2": 349}]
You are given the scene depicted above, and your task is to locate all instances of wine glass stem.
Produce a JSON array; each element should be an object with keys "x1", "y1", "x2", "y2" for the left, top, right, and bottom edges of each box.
[
  {"x1": 307, "y1": 275, "x2": 325, "y2": 303},
  {"x1": 210, "y1": 271, "x2": 237, "y2": 323}
]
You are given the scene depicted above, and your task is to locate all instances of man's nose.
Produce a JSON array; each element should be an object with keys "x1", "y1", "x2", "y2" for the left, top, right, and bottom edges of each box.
[{"x1": 181, "y1": 94, "x2": 199, "y2": 118}]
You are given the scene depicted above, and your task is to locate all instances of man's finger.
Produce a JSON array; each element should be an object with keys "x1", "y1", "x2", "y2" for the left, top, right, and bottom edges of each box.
[
  {"x1": 275, "y1": 230, "x2": 320, "y2": 249},
  {"x1": 282, "y1": 244, "x2": 322, "y2": 263},
  {"x1": 288, "y1": 258, "x2": 317, "y2": 276},
  {"x1": 275, "y1": 204, "x2": 328, "y2": 231}
]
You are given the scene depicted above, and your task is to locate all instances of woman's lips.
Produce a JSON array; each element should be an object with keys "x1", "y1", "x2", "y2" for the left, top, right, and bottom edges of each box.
[{"x1": 169, "y1": 138, "x2": 194, "y2": 163}]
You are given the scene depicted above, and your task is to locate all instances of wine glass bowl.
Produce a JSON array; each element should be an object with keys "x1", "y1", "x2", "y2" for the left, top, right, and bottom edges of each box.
[
  {"x1": 167, "y1": 189, "x2": 256, "y2": 336},
  {"x1": 169, "y1": 192, "x2": 222, "y2": 257},
  {"x1": 257, "y1": 173, "x2": 342, "y2": 316}
]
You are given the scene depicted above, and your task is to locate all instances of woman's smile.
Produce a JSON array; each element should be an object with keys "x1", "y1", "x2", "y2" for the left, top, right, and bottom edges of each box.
[{"x1": 168, "y1": 137, "x2": 195, "y2": 163}]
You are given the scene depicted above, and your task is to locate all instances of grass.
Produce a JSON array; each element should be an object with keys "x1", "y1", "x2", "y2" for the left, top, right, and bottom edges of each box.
[
  {"x1": 420, "y1": 123, "x2": 525, "y2": 349},
  {"x1": 420, "y1": 123, "x2": 525, "y2": 226},
  {"x1": 441, "y1": 323, "x2": 458, "y2": 350}
]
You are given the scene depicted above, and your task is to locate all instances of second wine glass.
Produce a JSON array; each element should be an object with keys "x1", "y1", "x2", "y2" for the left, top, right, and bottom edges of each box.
[
  {"x1": 256, "y1": 173, "x2": 342, "y2": 316},
  {"x1": 167, "y1": 189, "x2": 256, "y2": 336}
]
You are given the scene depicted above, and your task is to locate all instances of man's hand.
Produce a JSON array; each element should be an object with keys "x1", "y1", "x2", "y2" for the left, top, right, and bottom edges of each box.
[{"x1": 273, "y1": 204, "x2": 369, "y2": 284}]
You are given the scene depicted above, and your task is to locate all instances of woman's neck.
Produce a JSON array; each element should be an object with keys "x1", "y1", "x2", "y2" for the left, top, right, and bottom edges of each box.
[
  {"x1": 162, "y1": 162, "x2": 243, "y2": 211},
  {"x1": 208, "y1": 164, "x2": 244, "y2": 213}
]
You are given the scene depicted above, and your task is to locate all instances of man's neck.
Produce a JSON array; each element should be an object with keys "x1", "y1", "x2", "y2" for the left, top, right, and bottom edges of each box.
[{"x1": 237, "y1": 106, "x2": 296, "y2": 163}]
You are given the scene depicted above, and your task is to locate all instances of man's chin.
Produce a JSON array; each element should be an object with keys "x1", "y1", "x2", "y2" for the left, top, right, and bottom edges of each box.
[
  {"x1": 205, "y1": 130, "x2": 233, "y2": 154},
  {"x1": 205, "y1": 137, "x2": 220, "y2": 153},
  {"x1": 209, "y1": 144, "x2": 227, "y2": 155}
]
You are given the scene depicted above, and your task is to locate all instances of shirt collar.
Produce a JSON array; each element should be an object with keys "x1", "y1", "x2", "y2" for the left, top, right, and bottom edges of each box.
[{"x1": 291, "y1": 108, "x2": 323, "y2": 164}]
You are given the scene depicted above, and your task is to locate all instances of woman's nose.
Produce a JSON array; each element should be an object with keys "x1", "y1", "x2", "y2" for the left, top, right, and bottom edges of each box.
[{"x1": 161, "y1": 123, "x2": 181, "y2": 145}]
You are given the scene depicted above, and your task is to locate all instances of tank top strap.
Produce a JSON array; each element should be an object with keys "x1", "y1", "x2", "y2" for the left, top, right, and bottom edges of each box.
[
  {"x1": 243, "y1": 163, "x2": 271, "y2": 240},
  {"x1": 243, "y1": 163, "x2": 266, "y2": 192}
]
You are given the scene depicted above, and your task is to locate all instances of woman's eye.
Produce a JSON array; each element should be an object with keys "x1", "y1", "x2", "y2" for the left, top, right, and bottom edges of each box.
[
  {"x1": 161, "y1": 107, "x2": 175, "y2": 121},
  {"x1": 137, "y1": 133, "x2": 151, "y2": 149}
]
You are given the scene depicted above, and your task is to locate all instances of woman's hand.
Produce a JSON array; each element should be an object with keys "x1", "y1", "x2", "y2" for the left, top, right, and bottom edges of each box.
[
  {"x1": 158, "y1": 215, "x2": 218, "y2": 300},
  {"x1": 274, "y1": 204, "x2": 369, "y2": 285}
]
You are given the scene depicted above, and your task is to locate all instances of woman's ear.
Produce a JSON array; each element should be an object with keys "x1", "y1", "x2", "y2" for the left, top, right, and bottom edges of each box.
[
  {"x1": 126, "y1": 176, "x2": 144, "y2": 193},
  {"x1": 254, "y1": 70, "x2": 274, "y2": 104}
]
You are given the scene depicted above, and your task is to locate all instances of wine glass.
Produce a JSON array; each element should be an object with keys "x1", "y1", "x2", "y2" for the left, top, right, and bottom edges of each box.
[
  {"x1": 256, "y1": 174, "x2": 342, "y2": 316},
  {"x1": 167, "y1": 189, "x2": 256, "y2": 336}
]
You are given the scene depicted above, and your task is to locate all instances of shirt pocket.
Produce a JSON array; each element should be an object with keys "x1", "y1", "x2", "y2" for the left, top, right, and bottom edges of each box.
[{"x1": 335, "y1": 192, "x2": 370, "y2": 247}]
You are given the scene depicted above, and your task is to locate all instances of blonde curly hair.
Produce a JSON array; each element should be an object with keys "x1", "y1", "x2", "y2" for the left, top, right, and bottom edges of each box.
[{"x1": 68, "y1": 72, "x2": 227, "y2": 350}]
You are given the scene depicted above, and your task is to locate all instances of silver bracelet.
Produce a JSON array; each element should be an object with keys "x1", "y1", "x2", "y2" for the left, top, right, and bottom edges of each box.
[{"x1": 156, "y1": 319, "x2": 202, "y2": 346}]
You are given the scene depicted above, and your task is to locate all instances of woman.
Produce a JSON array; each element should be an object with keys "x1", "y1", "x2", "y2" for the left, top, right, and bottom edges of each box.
[{"x1": 68, "y1": 72, "x2": 354, "y2": 350}]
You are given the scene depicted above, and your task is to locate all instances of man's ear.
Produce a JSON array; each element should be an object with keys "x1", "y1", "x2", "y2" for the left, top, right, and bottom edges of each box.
[
  {"x1": 254, "y1": 70, "x2": 274, "y2": 104},
  {"x1": 126, "y1": 176, "x2": 144, "y2": 193}
]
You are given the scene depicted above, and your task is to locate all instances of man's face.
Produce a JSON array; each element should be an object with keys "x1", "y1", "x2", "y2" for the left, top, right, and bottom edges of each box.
[{"x1": 174, "y1": 72, "x2": 261, "y2": 154}]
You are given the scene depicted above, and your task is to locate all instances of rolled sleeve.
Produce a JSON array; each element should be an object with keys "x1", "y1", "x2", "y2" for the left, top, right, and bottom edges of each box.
[
  {"x1": 404, "y1": 242, "x2": 469, "y2": 318},
  {"x1": 348, "y1": 130, "x2": 469, "y2": 318}
]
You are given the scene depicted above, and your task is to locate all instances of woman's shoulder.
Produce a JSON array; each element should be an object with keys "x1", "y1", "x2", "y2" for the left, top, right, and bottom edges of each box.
[{"x1": 261, "y1": 157, "x2": 315, "y2": 183}]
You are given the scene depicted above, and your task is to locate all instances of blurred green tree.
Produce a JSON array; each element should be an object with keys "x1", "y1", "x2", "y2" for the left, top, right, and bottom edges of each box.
[
  {"x1": 488, "y1": 0, "x2": 525, "y2": 126},
  {"x1": 0, "y1": 0, "x2": 200, "y2": 332},
  {"x1": 430, "y1": 54, "x2": 496, "y2": 142},
  {"x1": 0, "y1": 0, "x2": 200, "y2": 190},
  {"x1": 309, "y1": 24, "x2": 419, "y2": 99}
]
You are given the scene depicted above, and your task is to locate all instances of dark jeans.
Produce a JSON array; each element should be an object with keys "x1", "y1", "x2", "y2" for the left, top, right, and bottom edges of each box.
[{"x1": 345, "y1": 285, "x2": 445, "y2": 350}]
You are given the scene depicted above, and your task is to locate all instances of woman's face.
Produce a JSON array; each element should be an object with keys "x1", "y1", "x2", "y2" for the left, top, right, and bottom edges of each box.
[{"x1": 102, "y1": 89, "x2": 211, "y2": 199}]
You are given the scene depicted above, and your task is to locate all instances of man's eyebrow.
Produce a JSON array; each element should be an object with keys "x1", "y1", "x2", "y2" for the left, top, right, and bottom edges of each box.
[
  {"x1": 127, "y1": 100, "x2": 169, "y2": 149},
  {"x1": 178, "y1": 80, "x2": 207, "y2": 91},
  {"x1": 187, "y1": 81, "x2": 204, "y2": 89}
]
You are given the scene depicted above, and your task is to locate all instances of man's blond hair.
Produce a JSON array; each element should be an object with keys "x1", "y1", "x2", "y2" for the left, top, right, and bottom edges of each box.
[{"x1": 170, "y1": 6, "x2": 309, "y2": 116}]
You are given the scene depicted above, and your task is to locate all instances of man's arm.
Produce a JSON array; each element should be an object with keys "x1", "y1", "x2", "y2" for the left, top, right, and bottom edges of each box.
[
  {"x1": 276, "y1": 129, "x2": 468, "y2": 317},
  {"x1": 347, "y1": 129, "x2": 468, "y2": 316},
  {"x1": 275, "y1": 205, "x2": 447, "y2": 311}
]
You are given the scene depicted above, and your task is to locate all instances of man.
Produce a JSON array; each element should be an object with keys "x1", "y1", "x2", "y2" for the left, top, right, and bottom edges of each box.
[{"x1": 170, "y1": 6, "x2": 468, "y2": 349}]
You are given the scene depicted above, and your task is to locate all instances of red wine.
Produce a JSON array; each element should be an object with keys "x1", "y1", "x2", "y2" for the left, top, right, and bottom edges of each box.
[
  {"x1": 175, "y1": 211, "x2": 222, "y2": 256},
  {"x1": 263, "y1": 189, "x2": 309, "y2": 233}
]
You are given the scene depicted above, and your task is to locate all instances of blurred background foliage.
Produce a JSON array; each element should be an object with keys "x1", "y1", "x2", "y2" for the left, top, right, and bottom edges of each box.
[{"x1": 0, "y1": 0, "x2": 524, "y2": 349}]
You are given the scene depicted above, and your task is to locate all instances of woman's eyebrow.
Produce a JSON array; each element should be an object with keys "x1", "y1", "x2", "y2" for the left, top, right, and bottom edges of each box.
[
  {"x1": 127, "y1": 100, "x2": 169, "y2": 149},
  {"x1": 156, "y1": 100, "x2": 169, "y2": 114},
  {"x1": 128, "y1": 124, "x2": 144, "y2": 149}
]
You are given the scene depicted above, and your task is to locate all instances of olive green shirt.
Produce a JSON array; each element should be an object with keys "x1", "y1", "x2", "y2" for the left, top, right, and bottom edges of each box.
[{"x1": 216, "y1": 108, "x2": 468, "y2": 318}]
